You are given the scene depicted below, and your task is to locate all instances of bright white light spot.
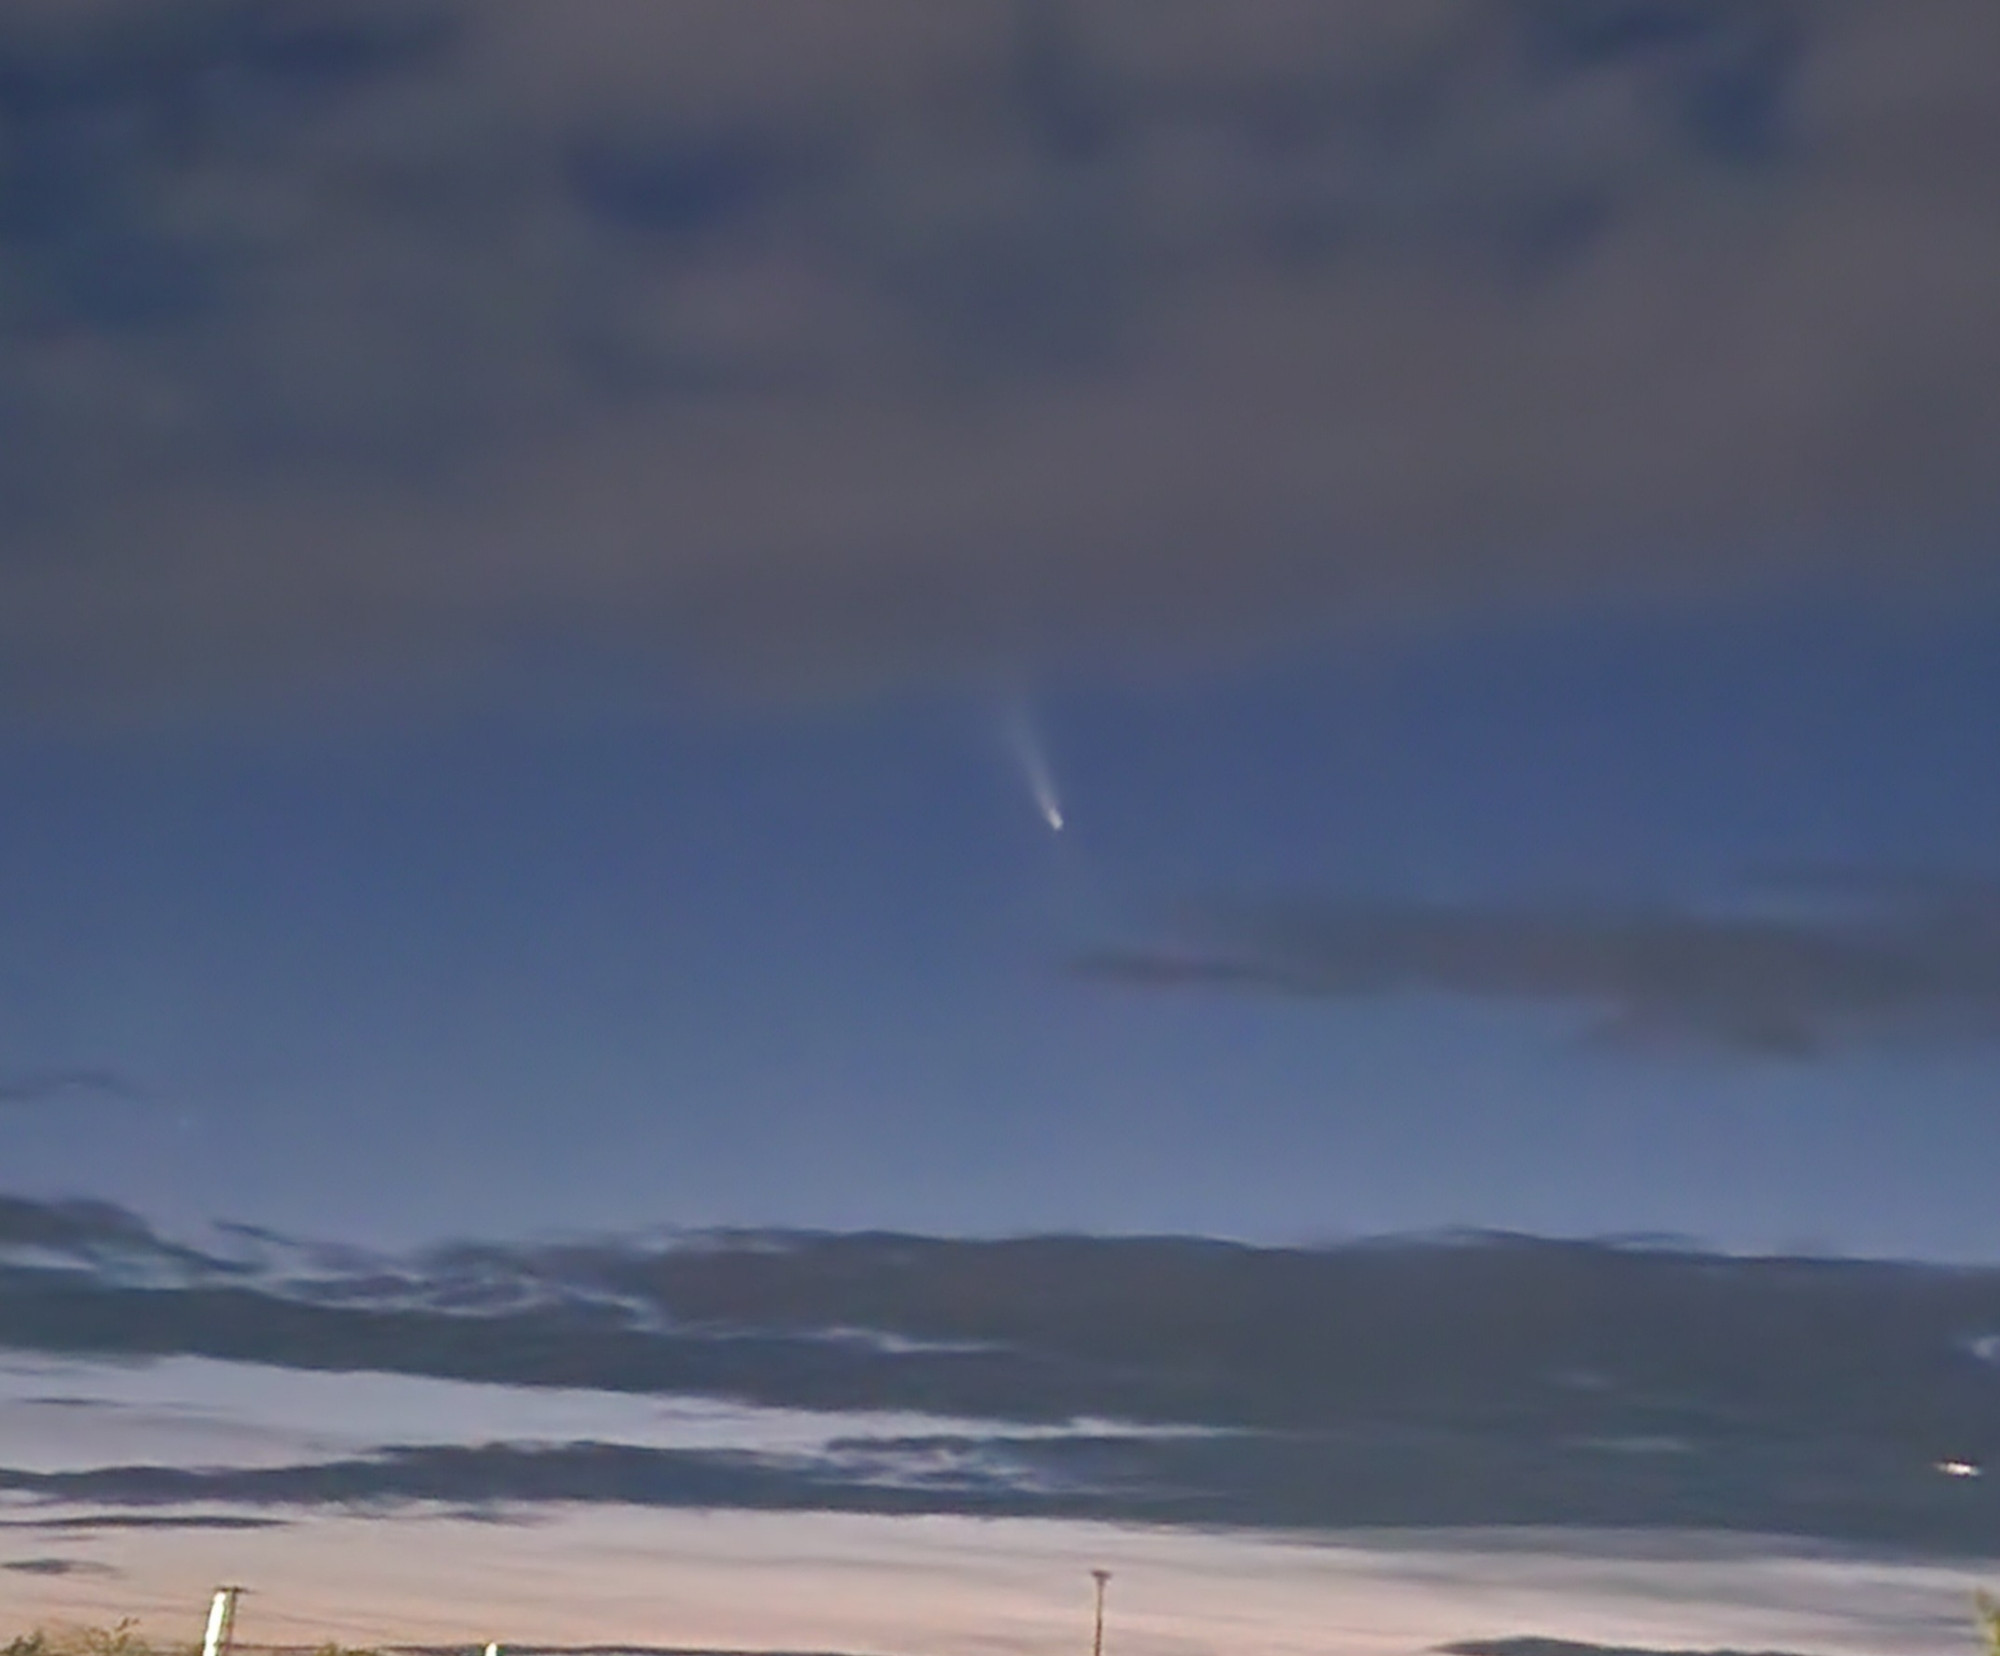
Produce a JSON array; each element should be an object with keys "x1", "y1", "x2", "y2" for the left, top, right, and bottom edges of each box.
[{"x1": 1938, "y1": 1459, "x2": 1983, "y2": 1478}]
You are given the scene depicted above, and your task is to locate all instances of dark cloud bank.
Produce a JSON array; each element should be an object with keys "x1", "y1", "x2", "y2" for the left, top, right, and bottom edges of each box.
[
  {"x1": 0, "y1": 0, "x2": 1996, "y2": 721},
  {"x1": 11, "y1": 1197, "x2": 2000, "y2": 1552},
  {"x1": 1077, "y1": 872, "x2": 2000, "y2": 1056}
]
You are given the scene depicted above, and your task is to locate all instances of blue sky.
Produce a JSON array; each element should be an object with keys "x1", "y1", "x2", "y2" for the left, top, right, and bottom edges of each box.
[
  {"x1": 4, "y1": 599, "x2": 1999, "y2": 1256},
  {"x1": 0, "y1": 0, "x2": 1998, "y2": 1262}
]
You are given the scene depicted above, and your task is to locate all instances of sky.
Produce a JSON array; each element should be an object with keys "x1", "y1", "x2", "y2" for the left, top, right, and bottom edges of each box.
[
  {"x1": 5, "y1": 609, "x2": 2000, "y2": 1257},
  {"x1": 9, "y1": 5, "x2": 2000, "y2": 1642},
  {"x1": 0, "y1": 0, "x2": 1998, "y2": 1266}
]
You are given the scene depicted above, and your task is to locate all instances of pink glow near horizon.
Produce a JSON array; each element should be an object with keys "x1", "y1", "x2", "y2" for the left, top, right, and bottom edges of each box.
[{"x1": 4, "y1": 1506, "x2": 1993, "y2": 1656}]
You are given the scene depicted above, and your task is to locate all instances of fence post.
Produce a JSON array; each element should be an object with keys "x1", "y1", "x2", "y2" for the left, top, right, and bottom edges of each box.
[{"x1": 201, "y1": 1589, "x2": 243, "y2": 1656}]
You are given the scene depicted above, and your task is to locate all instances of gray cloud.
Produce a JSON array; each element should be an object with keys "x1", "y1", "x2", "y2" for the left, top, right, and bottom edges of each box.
[
  {"x1": 0, "y1": 0, "x2": 1995, "y2": 722},
  {"x1": 0, "y1": 1512, "x2": 286, "y2": 1531},
  {"x1": 0, "y1": 1194, "x2": 161, "y2": 1249},
  {"x1": 1075, "y1": 874, "x2": 2000, "y2": 1056},
  {"x1": 1, "y1": 1555, "x2": 118, "y2": 1577},
  {"x1": 0, "y1": 1440, "x2": 1087, "y2": 1521},
  {"x1": 12, "y1": 1205, "x2": 2000, "y2": 1545},
  {"x1": 0, "y1": 1069, "x2": 143, "y2": 1108},
  {"x1": 11, "y1": 1199, "x2": 2000, "y2": 1444},
  {"x1": 4, "y1": 1424, "x2": 1999, "y2": 1548}
]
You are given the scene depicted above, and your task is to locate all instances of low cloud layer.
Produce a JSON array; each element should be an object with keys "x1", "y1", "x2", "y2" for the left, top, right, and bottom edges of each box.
[
  {"x1": 1077, "y1": 872, "x2": 2000, "y2": 1055},
  {"x1": 9, "y1": 1201, "x2": 2000, "y2": 1547},
  {"x1": 4, "y1": 1425, "x2": 1991, "y2": 1544},
  {"x1": 0, "y1": 0, "x2": 1996, "y2": 721}
]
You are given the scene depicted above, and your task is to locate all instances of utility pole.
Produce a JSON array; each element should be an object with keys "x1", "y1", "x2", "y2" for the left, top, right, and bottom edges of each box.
[
  {"x1": 1090, "y1": 1569, "x2": 1112, "y2": 1656},
  {"x1": 202, "y1": 1588, "x2": 244, "y2": 1656}
]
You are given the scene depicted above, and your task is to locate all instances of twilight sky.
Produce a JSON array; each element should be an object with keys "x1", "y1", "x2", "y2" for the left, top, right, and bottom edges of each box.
[{"x1": 2, "y1": 0, "x2": 1999, "y2": 1260}]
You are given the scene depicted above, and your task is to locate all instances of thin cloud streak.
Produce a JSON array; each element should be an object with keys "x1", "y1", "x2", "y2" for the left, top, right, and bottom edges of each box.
[
  {"x1": 0, "y1": 1070, "x2": 144, "y2": 1108},
  {"x1": 1075, "y1": 874, "x2": 2000, "y2": 1056}
]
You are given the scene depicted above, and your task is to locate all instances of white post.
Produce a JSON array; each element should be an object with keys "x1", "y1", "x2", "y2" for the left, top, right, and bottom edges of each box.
[{"x1": 202, "y1": 1587, "x2": 242, "y2": 1656}]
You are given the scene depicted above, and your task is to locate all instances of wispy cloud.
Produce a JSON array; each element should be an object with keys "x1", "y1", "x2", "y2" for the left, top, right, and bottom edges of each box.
[
  {"x1": 1076, "y1": 873, "x2": 2000, "y2": 1056},
  {"x1": 0, "y1": 1194, "x2": 218, "y2": 1274},
  {"x1": 0, "y1": 1512, "x2": 285, "y2": 1532},
  {"x1": 0, "y1": 0, "x2": 1994, "y2": 722},
  {"x1": 0, "y1": 1070, "x2": 143, "y2": 1108},
  {"x1": 1, "y1": 1555, "x2": 118, "y2": 1577},
  {"x1": 0, "y1": 1441, "x2": 1081, "y2": 1521}
]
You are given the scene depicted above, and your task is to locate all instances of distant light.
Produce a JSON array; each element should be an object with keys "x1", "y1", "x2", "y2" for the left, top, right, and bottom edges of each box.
[{"x1": 1938, "y1": 1460, "x2": 1983, "y2": 1478}]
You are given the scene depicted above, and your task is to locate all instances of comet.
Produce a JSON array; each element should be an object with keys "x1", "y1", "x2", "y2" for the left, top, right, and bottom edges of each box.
[{"x1": 999, "y1": 695, "x2": 1067, "y2": 835}]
